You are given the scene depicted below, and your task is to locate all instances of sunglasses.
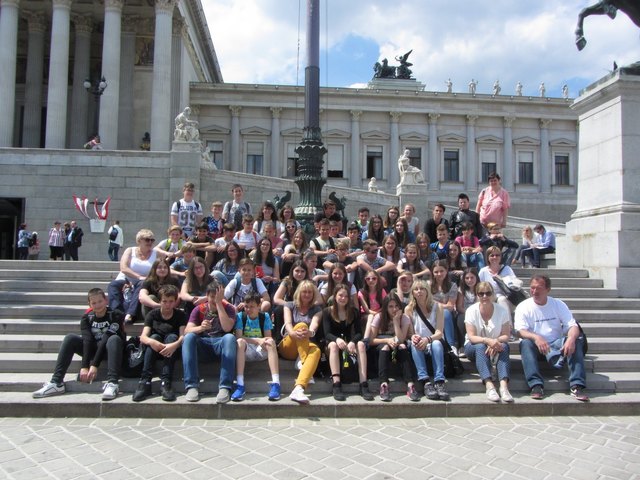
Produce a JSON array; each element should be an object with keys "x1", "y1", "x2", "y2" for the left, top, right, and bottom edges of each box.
[
  {"x1": 286, "y1": 225, "x2": 296, "y2": 229},
  {"x1": 477, "y1": 291, "x2": 492, "y2": 297},
  {"x1": 365, "y1": 277, "x2": 377, "y2": 281},
  {"x1": 143, "y1": 238, "x2": 155, "y2": 242}
]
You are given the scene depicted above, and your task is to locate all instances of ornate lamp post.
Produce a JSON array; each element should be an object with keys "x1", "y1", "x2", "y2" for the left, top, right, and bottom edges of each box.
[{"x1": 83, "y1": 76, "x2": 107, "y2": 137}]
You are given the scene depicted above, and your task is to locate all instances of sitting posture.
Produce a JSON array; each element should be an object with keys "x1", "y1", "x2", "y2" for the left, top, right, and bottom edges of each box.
[
  {"x1": 522, "y1": 224, "x2": 556, "y2": 268},
  {"x1": 514, "y1": 275, "x2": 589, "y2": 402},
  {"x1": 33, "y1": 288, "x2": 124, "y2": 401}
]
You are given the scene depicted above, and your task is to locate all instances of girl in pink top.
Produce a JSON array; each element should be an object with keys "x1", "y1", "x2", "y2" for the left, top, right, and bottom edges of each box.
[{"x1": 476, "y1": 172, "x2": 511, "y2": 228}]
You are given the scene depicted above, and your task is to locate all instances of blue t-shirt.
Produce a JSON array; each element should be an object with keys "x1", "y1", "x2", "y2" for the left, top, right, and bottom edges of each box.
[{"x1": 234, "y1": 312, "x2": 273, "y2": 338}]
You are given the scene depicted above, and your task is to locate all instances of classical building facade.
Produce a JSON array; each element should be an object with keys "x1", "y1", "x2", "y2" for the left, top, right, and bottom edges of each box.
[
  {"x1": 0, "y1": 0, "x2": 221, "y2": 151},
  {"x1": 190, "y1": 78, "x2": 579, "y2": 221}
]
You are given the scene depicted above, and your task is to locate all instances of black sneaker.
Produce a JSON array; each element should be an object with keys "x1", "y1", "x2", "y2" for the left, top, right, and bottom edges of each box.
[
  {"x1": 359, "y1": 382, "x2": 374, "y2": 401},
  {"x1": 160, "y1": 382, "x2": 176, "y2": 402},
  {"x1": 332, "y1": 382, "x2": 346, "y2": 402},
  {"x1": 132, "y1": 380, "x2": 151, "y2": 402},
  {"x1": 570, "y1": 385, "x2": 589, "y2": 402},
  {"x1": 379, "y1": 383, "x2": 391, "y2": 402},
  {"x1": 424, "y1": 381, "x2": 438, "y2": 400},
  {"x1": 435, "y1": 381, "x2": 450, "y2": 401},
  {"x1": 407, "y1": 384, "x2": 420, "y2": 402},
  {"x1": 530, "y1": 385, "x2": 544, "y2": 400}
]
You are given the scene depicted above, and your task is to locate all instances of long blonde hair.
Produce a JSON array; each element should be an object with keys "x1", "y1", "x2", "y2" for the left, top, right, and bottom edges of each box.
[{"x1": 407, "y1": 279, "x2": 434, "y2": 314}]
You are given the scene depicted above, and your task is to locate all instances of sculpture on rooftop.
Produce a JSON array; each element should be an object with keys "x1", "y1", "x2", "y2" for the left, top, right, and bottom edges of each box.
[
  {"x1": 174, "y1": 107, "x2": 200, "y2": 142},
  {"x1": 372, "y1": 50, "x2": 414, "y2": 80}
]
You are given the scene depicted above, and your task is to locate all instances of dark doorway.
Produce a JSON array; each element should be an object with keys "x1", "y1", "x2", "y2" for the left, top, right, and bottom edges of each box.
[{"x1": 0, "y1": 198, "x2": 24, "y2": 259}]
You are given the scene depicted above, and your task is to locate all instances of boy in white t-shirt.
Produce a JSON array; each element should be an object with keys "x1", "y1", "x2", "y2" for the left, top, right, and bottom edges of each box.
[
  {"x1": 234, "y1": 214, "x2": 261, "y2": 254},
  {"x1": 170, "y1": 182, "x2": 203, "y2": 239},
  {"x1": 224, "y1": 258, "x2": 271, "y2": 313}
]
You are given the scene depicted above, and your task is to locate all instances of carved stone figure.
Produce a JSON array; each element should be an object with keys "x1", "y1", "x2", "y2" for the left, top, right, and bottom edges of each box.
[
  {"x1": 368, "y1": 177, "x2": 379, "y2": 192},
  {"x1": 445, "y1": 78, "x2": 453, "y2": 93},
  {"x1": 516, "y1": 82, "x2": 523, "y2": 96},
  {"x1": 562, "y1": 84, "x2": 569, "y2": 99},
  {"x1": 469, "y1": 79, "x2": 477, "y2": 95},
  {"x1": 493, "y1": 80, "x2": 501, "y2": 96},
  {"x1": 174, "y1": 107, "x2": 200, "y2": 142},
  {"x1": 539, "y1": 82, "x2": 546, "y2": 98},
  {"x1": 398, "y1": 149, "x2": 425, "y2": 185}
]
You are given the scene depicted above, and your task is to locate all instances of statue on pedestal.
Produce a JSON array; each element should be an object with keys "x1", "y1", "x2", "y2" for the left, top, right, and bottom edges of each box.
[
  {"x1": 445, "y1": 78, "x2": 453, "y2": 93},
  {"x1": 493, "y1": 80, "x2": 501, "y2": 96},
  {"x1": 174, "y1": 107, "x2": 200, "y2": 142},
  {"x1": 516, "y1": 82, "x2": 523, "y2": 96},
  {"x1": 398, "y1": 149, "x2": 425, "y2": 186},
  {"x1": 368, "y1": 177, "x2": 380, "y2": 192},
  {"x1": 539, "y1": 82, "x2": 546, "y2": 97},
  {"x1": 469, "y1": 79, "x2": 477, "y2": 95}
]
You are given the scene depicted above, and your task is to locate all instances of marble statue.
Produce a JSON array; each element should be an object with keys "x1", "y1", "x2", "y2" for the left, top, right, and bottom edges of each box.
[
  {"x1": 539, "y1": 82, "x2": 546, "y2": 98},
  {"x1": 174, "y1": 107, "x2": 200, "y2": 142},
  {"x1": 445, "y1": 78, "x2": 453, "y2": 93},
  {"x1": 493, "y1": 80, "x2": 501, "y2": 96},
  {"x1": 368, "y1": 177, "x2": 379, "y2": 192},
  {"x1": 398, "y1": 149, "x2": 425, "y2": 185},
  {"x1": 562, "y1": 84, "x2": 569, "y2": 99},
  {"x1": 515, "y1": 81, "x2": 523, "y2": 96},
  {"x1": 469, "y1": 79, "x2": 477, "y2": 95}
]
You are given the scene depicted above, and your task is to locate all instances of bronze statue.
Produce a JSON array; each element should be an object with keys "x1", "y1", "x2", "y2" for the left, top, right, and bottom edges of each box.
[
  {"x1": 372, "y1": 51, "x2": 414, "y2": 80},
  {"x1": 373, "y1": 58, "x2": 396, "y2": 78},
  {"x1": 575, "y1": 1, "x2": 640, "y2": 51},
  {"x1": 395, "y1": 50, "x2": 414, "y2": 79}
]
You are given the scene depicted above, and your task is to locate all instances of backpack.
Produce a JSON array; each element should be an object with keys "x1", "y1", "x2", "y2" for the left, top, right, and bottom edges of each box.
[
  {"x1": 108, "y1": 227, "x2": 118, "y2": 242},
  {"x1": 241, "y1": 311, "x2": 267, "y2": 337},
  {"x1": 232, "y1": 277, "x2": 259, "y2": 305},
  {"x1": 121, "y1": 336, "x2": 144, "y2": 378},
  {"x1": 175, "y1": 199, "x2": 201, "y2": 213},
  {"x1": 228, "y1": 201, "x2": 250, "y2": 230}
]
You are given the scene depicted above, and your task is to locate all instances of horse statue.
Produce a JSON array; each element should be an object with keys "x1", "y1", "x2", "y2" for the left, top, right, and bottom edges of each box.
[
  {"x1": 575, "y1": 1, "x2": 640, "y2": 51},
  {"x1": 373, "y1": 58, "x2": 396, "y2": 79}
]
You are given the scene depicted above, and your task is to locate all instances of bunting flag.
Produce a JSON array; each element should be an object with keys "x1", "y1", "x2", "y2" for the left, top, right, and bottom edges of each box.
[{"x1": 72, "y1": 195, "x2": 90, "y2": 219}]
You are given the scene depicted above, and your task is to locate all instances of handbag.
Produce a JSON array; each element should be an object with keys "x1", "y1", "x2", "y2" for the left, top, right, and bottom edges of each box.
[
  {"x1": 121, "y1": 336, "x2": 145, "y2": 378},
  {"x1": 415, "y1": 307, "x2": 464, "y2": 378},
  {"x1": 494, "y1": 268, "x2": 529, "y2": 306}
]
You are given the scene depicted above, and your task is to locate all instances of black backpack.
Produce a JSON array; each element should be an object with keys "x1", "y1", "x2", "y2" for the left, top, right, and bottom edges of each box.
[
  {"x1": 108, "y1": 227, "x2": 118, "y2": 241},
  {"x1": 232, "y1": 277, "x2": 259, "y2": 305},
  {"x1": 241, "y1": 311, "x2": 267, "y2": 337}
]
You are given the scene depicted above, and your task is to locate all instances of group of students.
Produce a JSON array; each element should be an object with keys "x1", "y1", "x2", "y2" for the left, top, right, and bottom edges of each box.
[{"x1": 31, "y1": 181, "x2": 576, "y2": 404}]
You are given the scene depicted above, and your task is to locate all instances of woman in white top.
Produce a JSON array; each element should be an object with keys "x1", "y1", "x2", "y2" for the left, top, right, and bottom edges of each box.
[
  {"x1": 479, "y1": 245, "x2": 518, "y2": 314},
  {"x1": 464, "y1": 281, "x2": 513, "y2": 403}
]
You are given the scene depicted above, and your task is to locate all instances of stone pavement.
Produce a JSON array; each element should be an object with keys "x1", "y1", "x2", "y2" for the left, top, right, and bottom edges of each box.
[{"x1": 0, "y1": 416, "x2": 638, "y2": 480}]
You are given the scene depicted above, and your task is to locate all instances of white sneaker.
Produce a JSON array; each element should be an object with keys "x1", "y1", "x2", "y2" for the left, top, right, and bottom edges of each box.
[
  {"x1": 102, "y1": 382, "x2": 119, "y2": 401},
  {"x1": 289, "y1": 385, "x2": 310, "y2": 405},
  {"x1": 32, "y1": 381, "x2": 65, "y2": 398},
  {"x1": 486, "y1": 387, "x2": 500, "y2": 402},
  {"x1": 500, "y1": 387, "x2": 514, "y2": 403},
  {"x1": 450, "y1": 346, "x2": 459, "y2": 357}
]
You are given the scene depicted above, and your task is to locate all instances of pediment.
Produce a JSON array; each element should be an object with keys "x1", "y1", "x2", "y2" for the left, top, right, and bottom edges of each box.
[
  {"x1": 549, "y1": 137, "x2": 576, "y2": 147},
  {"x1": 240, "y1": 126, "x2": 271, "y2": 136},
  {"x1": 281, "y1": 127, "x2": 304, "y2": 137},
  {"x1": 360, "y1": 130, "x2": 390, "y2": 140},
  {"x1": 199, "y1": 124, "x2": 230, "y2": 135},
  {"x1": 324, "y1": 129, "x2": 351, "y2": 139},
  {"x1": 513, "y1": 136, "x2": 540, "y2": 146},
  {"x1": 438, "y1": 133, "x2": 466, "y2": 143},
  {"x1": 400, "y1": 131, "x2": 428, "y2": 141},
  {"x1": 476, "y1": 134, "x2": 503, "y2": 145}
]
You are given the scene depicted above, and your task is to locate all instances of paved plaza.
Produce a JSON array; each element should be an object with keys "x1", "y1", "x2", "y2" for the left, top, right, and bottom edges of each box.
[{"x1": 0, "y1": 416, "x2": 638, "y2": 480}]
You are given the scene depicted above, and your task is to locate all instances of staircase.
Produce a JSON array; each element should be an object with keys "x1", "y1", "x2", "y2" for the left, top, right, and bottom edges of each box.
[{"x1": 0, "y1": 260, "x2": 638, "y2": 419}]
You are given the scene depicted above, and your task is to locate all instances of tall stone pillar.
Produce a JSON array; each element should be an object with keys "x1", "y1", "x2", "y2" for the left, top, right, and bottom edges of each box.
[
  {"x1": 465, "y1": 115, "x2": 478, "y2": 191},
  {"x1": 270, "y1": 107, "x2": 282, "y2": 177},
  {"x1": 539, "y1": 119, "x2": 552, "y2": 193},
  {"x1": 22, "y1": 11, "x2": 46, "y2": 148},
  {"x1": 98, "y1": 0, "x2": 123, "y2": 149},
  {"x1": 349, "y1": 110, "x2": 362, "y2": 188},
  {"x1": 150, "y1": 0, "x2": 176, "y2": 151},
  {"x1": 389, "y1": 111, "x2": 402, "y2": 188},
  {"x1": 229, "y1": 105, "x2": 242, "y2": 171},
  {"x1": 170, "y1": 16, "x2": 184, "y2": 134},
  {"x1": 502, "y1": 116, "x2": 515, "y2": 191},
  {"x1": 428, "y1": 113, "x2": 440, "y2": 190},
  {"x1": 0, "y1": 0, "x2": 21, "y2": 147},
  {"x1": 69, "y1": 14, "x2": 92, "y2": 149},
  {"x1": 45, "y1": 0, "x2": 73, "y2": 149},
  {"x1": 118, "y1": 15, "x2": 137, "y2": 149}
]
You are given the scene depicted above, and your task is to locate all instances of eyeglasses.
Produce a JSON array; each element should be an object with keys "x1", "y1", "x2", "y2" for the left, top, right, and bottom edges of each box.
[
  {"x1": 365, "y1": 277, "x2": 377, "y2": 281},
  {"x1": 143, "y1": 238, "x2": 155, "y2": 242},
  {"x1": 286, "y1": 225, "x2": 296, "y2": 229},
  {"x1": 477, "y1": 291, "x2": 492, "y2": 297},
  {"x1": 489, "y1": 254, "x2": 501, "y2": 258}
]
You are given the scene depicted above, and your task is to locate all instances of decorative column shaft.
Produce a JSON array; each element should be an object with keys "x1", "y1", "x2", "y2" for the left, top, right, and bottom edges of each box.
[
  {"x1": 389, "y1": 111, "x2": 402, "y2": 188},
  {"x1": 428, "y1": 113, "x2": 440, "y2": 190},
  {"x1": 45, "y1": 0, "x2": 73, "y2": 148},
  {"x1": 118, "y1": 16, "x2": 137, "y2": 149},
  {"x1": 503, "y1": 117, "x2": 515, "y2": 191},
  {"x1": 540, "y1": 119, "x2": 552, "y2": 193},
  {"x1": 69, "y1": 14, "x2": 92, "y2": 148},
  {"x1": 349, "y1": 110, "x2": 362, "y2": 187},
  {"x1": 150, "y1": 0, "x2": 176, "y2": 151},
  {"x1": 22, "y1": 11, "x2": 46, "y2": 148},
  {"x1": 99, "y1": 0, "x2": 123, "y2": 148},
  {"x1": 229, "y1": 105, "x2": 241, "y2": 171},
  {"x1": 465, "y1": 115, "x2": 478, "y2": 191},
  {"x1": 170, "y1": 16, "x2": 184, "y2": 140},
  {"x1": 0, "y1": 0, "x2": 21, "y2": 147},
  {"x1": 270, "y1": 107, "x2": 282, "y2": 177}
]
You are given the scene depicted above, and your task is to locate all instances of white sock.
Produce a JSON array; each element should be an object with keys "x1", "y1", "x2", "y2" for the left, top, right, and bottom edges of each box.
[
  {"x1": 272, "y1": 374, "x2": 280, "y2": 384},
  {"x1": 236, "y1": 375, "x2": 244, "y2": 387}
]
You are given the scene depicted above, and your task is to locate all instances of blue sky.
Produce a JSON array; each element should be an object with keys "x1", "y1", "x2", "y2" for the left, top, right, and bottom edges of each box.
[{"x1": 203, "y1": 1, "x2": 640, "y2": 98}]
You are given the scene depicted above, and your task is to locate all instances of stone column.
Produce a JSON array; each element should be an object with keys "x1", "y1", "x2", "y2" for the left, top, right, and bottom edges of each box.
[
  {"x1": 170, "y1": 16, "x2": 184, "y2": 135},
  {"x1": 465, "y1": 115, "x2": 478, "y2": 191},
  {"x1": 428, "y1": 113, "x2": 440, "y2": 190},
  {"x1": 150, "y1": 0, "x2": 176, "y2": 151},
  {"x1": 45, "y1": 0, "x2": 73, "y2": 149},
  {"x1": 229, "y1": 105, "x2": 242, "y2": 172},
  {"x1": 349, "y1": 110, "x2": 362, "y2": 188},
  {"x1": 69, "y1": 14, "x2": 92, "y2": 148},
  {"x1": 539, "y1": 119, "x2": 552, "y2": 193},
  {"x1": 502, "y1": 116, "x2": 515, "y2": 191},
  {"x1": 389, "y1": 111, "x2": 402, "y2": 188},
  {"x1": 0, "y1": 0, "x2": 21, "y2": 147},
  {"x1": 98, "y1": 0, "x2": 123, "y2": 149},
  {"x1": 22, "y1": 11, "x2": 46, "y2": 148},
  {"x1": 118, "y1": 15, "x2": 137, "y2": 149},
  {"x1": 270, "y1": 107, "x2": 282, "y2": 177}
]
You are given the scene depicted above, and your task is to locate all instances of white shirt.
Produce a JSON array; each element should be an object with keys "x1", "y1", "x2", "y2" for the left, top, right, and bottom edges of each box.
[
  {"x1": 514, "y1": 296, "x2": 577, "y2": 343},
  {"x1": 464, "y1": 302, "x2": 511, "y2": 345},
  {"x1": 479, "y1": 265, "x2": 515, "y2": 297}
]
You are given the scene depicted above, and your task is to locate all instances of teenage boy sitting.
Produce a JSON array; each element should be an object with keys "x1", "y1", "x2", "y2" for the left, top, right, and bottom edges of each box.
[
  {"x1": 133, "y1": 285, "x2": 186, "y2": 402},
  {"x1": 188, "y1": 222, "x2": 216, "y2": 269},
  {"x1": 170, "y1": 244, "x2": 197, "y2": 280},
  {"x1": 230, "y1": 292, "x2": 281, "y2": 402},
  {"x1": 454, "y1": 222, "x2": 485, "y2": 269},
  {"x1": 234, "y1": 214, "x2": 261, "y2": 255},
  {"x1": 224, "y1": 258, "x2": 271, "y2": 312},
  {"x1": 32, "y1": 288, "x2": 124, "y2": 401},
  {"x1": 430, "y1": 224, "x2": 451, "y2": 259},
  {"x1": 311, "y1": 218, "x2": 336, "y2": 264}
]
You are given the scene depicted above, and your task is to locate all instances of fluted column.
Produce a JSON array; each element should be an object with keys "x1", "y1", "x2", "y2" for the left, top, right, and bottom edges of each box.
[
  {"x1": 69, "y1": 14, "x2": 92, "y2": 148},
  {"x1": 0, "y1": 0, "x2": 21, "y2": 147},
  {"x1": 465, "y1": 115, "x2": 478, "y2": 191},
  {"x1": 22, "y1": 11, "x2": 46, "y2": 148},
  {"x1": 389, "y1": 111, "x2": 402, "y2": 188},
  {"x1": 503, "y1": 116, "x2": 515, "y2": 191},
  {"x1": 540, "y1": 119, "x2": 552, "y2": 193},
  {"x1": 229, "y1": 105, "x2": 242, "y2": 171},
  {"x1": 349, "y1": 110, "x2": 362, "y2": 187},
  {"x1": 150, "y1": 0, "x2": 176, "y2": 151},
  {"x1": 270, "y1": 107, "x2": 282, "y2": 177},
  {"x1": 98, "y1": 0, "x2": 123, "y2": 149},
  {"x1": 170, "y1": 16, "x2": 184, "y2": 137},
  {"x1": 118, "y1": 15, "x2": 137, "y2": 149},
  {"x1": 428, "y1": 113, "x2": 440, "y2": 190},
  {"x1": 45, "y1": 0, "x2": 73, "y2": 148}
]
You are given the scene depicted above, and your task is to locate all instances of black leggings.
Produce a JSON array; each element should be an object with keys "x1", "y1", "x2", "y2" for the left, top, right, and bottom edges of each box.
[{"x1": 377, "y1": 344, "x2": 414, "y2": 384}]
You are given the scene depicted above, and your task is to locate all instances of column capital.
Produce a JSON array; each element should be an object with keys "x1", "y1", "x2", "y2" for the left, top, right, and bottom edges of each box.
[
  {"x1": 172, "y1": 15, "x2": 186, "y2": 35},
  {"x1": 52, "y1": 0, "x2": 73, "y2": 10},
  {"x1": 72, "y1": 13, "x2": 93, "y2": 34},
  {"x1": 155, "y1": 0, "x2": 178, "y2": 14},
  {"x1": 121, "y1": 14, "x2": 139, "y2": 34},
  {"x1": 270, "y1": 107, "x2": 282, "y2": 119},
  {"x1": 503, "y1": 116, "x2": 516, "y2": 128},
  {"x1": 350, "y1": 110, "x2": 362, "y2": 121},
  {"x1": 466, "y1": 114, "x2": 478, "y2": 125},
  {"x1": 427, "y1": 112, "x2": 440, "y2": 123},
  {"x1": 390, "y1": 111, "x2": 402, "y2": 122},
  {"x1": 229, "y1": 105, "x2": 242, "y2": 117},
  {"x1": 24, "y1": 11, "x2": 47, "y2": 33},
  {"x1": 1, "y1": 0, "x2": 20, "y2": 8},
  {"x1": 540, "y1": 118, "x2": 553, "y2": 129},
  {"x1": 104, "y1": 0, "x2": 124, "y2": 12}
]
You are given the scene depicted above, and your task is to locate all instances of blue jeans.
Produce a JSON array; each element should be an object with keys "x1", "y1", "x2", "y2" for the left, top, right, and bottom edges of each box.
[
  {"x1": 108, "y1": 242, "x2": 120, "y2": 261},
  {"x1": 443, "y1": 309, "x2": 457, "y2": 347},
  {"x1": 182, "y1": 332, "x2": 237, "y2": 390},
  {"x1": 108, "y1": 278, "x2": 143, "y2": 317},
  {"x1": 519, "y1": 336, "x2": 586, "y2": 389},
  {"x1": 464, "y1": 342, "x2": 510, "y2": 382},
  {"x1": 410, "y1": 339, "x2": 445, "y2": 382},
  {"x1": 462, "y1": 252, "x2": 485, "y2": 269}
]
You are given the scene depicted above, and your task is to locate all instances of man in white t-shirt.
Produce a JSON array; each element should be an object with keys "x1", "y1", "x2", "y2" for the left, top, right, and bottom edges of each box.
[
  {"x1": 514, "y1": 274, "x2": 588, "y2": 402},
  {"x1": 170, "y1": 182, "x2": 203, "y2": 239}
]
